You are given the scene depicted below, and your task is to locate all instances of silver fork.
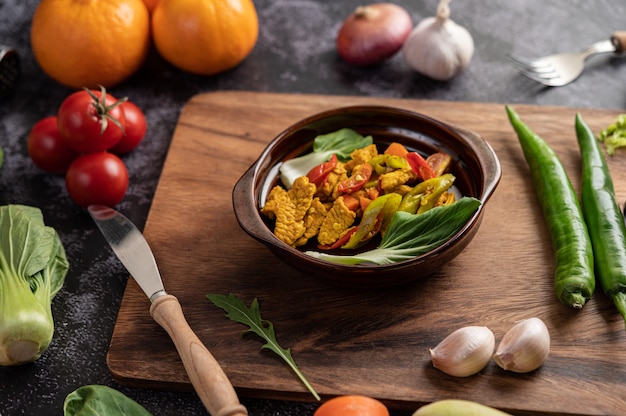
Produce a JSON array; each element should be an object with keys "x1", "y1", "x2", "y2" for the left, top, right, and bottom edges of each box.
[{"x1": 509, "y1": 31, "x2": 626, "y2": 87}]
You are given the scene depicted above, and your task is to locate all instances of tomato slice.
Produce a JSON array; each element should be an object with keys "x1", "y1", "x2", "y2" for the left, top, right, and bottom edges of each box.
[
  {"x1": 307, "y1": 154, "x2": 338, "y2": 186},
  {"x1": 426, "y1": 152, "x2": 452, "y2": 177},
  {"x1": 337, "y1": 162, "x2": 373, "y2": 194},
  {"x1": 406, "y1": 151, "x2": 435, "y2": 180}
]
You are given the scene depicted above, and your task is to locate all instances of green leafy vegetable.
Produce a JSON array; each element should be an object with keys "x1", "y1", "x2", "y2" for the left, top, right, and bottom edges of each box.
[
  {"x1": 64, "y1": 385, "x2": 153, "y2": 416},
  {"x1": 0, "y1": 205, "x2": 69, "y2": 366},
  {"x1": 206, "y1": 293, "x2": 320, "y2": 401},
  {"x1": 305, "y1": 197, "x2": 481, "y2": 265},
  {"x1": 0, "y1": 145, "x2": 4, "y2": 169},
  {"x1": 279, "y1": 128, "x2": 373, "y2": 188},
  {"x1": 598, "y1": 114, "x2": 626, "y2": 155}
]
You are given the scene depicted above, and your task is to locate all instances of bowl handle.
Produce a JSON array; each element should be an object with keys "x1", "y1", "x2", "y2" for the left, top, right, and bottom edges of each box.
[
  {"x1": 232, "y1": 166, "x2": 273, "y2": 242},
  {"x1": 455, "y1": 125, "x2": 502, "y2": 202}
]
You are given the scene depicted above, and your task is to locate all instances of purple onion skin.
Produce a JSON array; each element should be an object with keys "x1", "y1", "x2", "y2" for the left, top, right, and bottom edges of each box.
[{"x1": 337, "y1": 3, "x2": 413, "y2": 66}]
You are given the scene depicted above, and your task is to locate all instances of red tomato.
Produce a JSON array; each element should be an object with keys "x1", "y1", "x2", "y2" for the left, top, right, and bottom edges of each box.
[
  {"x1": 57, "y1": 87, "x2": 126, "y2": 153},
  {"x1": 65, "y1": 152, "x2": 129, "y2": 207},
  {"x1": 314, "y1": 395, "x2": 389, "y2": 416},
  {"x1": 27, "y1": 116, "x2": 80, "y2": 174},
  {"x1": 110, "y1": 100, "x2": 147, "y2": 154}
]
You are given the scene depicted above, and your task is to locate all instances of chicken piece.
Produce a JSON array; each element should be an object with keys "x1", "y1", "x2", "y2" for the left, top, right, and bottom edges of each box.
[
  {"x1": 317, "y1": 196, "x2": 357, "y2": 246},
  {"x1": 260, "y1": 176, "x2": 316, "y2": 247},
  {"x1": 290, "y1": 175, "x2": 317, "y2": 219},
  {"x1": 344, "y1": 144, "x2": 378, "y2": 171},
  {"x1": 317, "y1": 163, "x2": 347, "y2": 201},
  {"x1": 293, "y1": 197, "x2": 328, "y2": 246},
  {"x1": 436, "y1": 191, "x2": 456, "y2": 207},
  {"x1": 260, "y1": 186, "x2": 288, "y2": 220},
  {"x1": 261, "y1": 186, "x2": 305, "y2": 246},
  {"x1": 388, "y1": 184, "x2": 413, "y2": 196},
  {"x1": 379, "y1": 167, "x2": 416, "y2": 193}
]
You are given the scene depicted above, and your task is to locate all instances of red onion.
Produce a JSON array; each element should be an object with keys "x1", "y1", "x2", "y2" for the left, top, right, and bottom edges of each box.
[{"x1": 336, "y1": 3, "x2": 413, "y2": 66}]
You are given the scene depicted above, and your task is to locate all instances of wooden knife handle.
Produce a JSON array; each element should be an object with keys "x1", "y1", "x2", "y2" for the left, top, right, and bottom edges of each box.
[
  {"x1": 611, "y1": 31, "x2": 626, "y2": 53},
  {"x1": 150, "y1": 294, "x2": 248, "y2": 416}
]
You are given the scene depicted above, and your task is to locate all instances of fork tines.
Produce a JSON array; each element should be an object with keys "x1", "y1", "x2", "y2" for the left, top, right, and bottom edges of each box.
[{"x1": 507, "y1": 54, "x2": 563, "y2": 86}]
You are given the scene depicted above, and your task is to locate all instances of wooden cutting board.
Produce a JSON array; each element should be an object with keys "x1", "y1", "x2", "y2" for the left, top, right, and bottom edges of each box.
[{"x1": 107, "y1": 91, "x2": 626, "y2": 415}]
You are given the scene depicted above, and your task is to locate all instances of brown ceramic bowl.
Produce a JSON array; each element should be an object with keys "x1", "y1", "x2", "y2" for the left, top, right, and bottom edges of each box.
[{"x1": 232, "y1": 105, "x2": 501, "y2": 288}]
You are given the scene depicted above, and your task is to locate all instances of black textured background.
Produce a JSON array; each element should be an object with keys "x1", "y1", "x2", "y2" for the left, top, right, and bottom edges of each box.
[{"x1": 1, "y1": 0, "x2": 625, "y2": 415}]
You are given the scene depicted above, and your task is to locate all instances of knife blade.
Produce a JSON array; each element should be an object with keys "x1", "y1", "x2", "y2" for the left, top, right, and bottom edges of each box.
[{"x1": 88, "y1": 205, "x2": 248, "y2": 416}]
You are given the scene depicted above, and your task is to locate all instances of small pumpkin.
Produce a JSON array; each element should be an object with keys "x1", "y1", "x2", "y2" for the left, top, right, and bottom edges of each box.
[{"x1": 151, "y1": 0, "x2": 259, "y2": 76}]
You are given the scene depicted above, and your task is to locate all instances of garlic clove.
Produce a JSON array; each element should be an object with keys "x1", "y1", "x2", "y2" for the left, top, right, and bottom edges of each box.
[
  {"x1": 430, "y1": 326, "x2": 495, "y2": 377},
  {"x1": 494, "y1": 317, "x2": 550, "y2": 373}
]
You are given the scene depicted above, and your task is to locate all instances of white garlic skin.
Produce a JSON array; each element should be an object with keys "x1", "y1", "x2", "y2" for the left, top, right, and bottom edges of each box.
[
  {"x1": 402, "y1": 2, "x2": 474, "y2": 81},
  {"x1": 494, "y1": 317, "x2": 550, "y2": 373},
  {"x1": 430, "y1": 326, "x2": 495, "y2": 377}
]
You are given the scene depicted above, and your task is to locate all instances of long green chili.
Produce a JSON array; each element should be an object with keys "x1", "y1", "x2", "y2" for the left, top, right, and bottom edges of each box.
[
  {"x1": 506, "y1": 106, "x2": 595, "y2": 309},
  {"x1": 575, "y1": 113, "x2": 626, "y2": 327}
]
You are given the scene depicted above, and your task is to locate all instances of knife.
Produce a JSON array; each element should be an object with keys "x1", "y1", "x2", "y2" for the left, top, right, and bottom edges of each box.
[{"x1": 88, "y1": 205, "x2": 248, "y2": 416}]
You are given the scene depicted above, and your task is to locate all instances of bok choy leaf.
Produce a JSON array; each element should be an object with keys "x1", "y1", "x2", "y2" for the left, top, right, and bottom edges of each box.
[
  {"x1": 64, "y1": 385, "x2": 153, "y2": 416},
  {"x1": 305, "y1": 197, "x2": 481, "y2": 265},
  {"x1": 279, "y1": 128, "x2": 373, "y2": 188},
  {"x1": 0, "y1": 205, "x2": 69, "y2": 366}
]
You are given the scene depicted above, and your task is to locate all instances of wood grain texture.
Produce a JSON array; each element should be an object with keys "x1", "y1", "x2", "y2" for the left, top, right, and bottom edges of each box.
[{"x1": 107, "y1": 91, "x2": 626, "y2": 415}]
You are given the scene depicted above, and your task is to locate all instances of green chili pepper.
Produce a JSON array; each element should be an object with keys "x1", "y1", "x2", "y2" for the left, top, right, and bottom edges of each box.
[
  {"x1": 506, "y1": 106, "x2": 595, "y2": 309},
  {"x1": 575, "y1": 113, "x2": 626, "y2": 327},
  {"x1": 341, "y1": 193, "x2": 401, "y2": 249},
  {"x1": 398, "y1": 173, "x2": 455, "y2": 215},
  {"x1": 369, "y1": 155, "x2": 388, "y2": 175},
  {"x1": 369, "y1": 154, "x2": 409, "y2": 175},
  {"x1": 386, "y1": 155, "x2": 409, "y2": 169}
]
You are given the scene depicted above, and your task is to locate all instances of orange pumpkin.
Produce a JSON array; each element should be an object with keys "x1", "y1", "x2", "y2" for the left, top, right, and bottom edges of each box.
[{"x1": 151, "y1": 0, "x2": 259, "y2": 76}]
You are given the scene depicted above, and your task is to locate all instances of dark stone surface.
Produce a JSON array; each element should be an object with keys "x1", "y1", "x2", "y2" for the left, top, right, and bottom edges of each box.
[{"x1": 0, "y1": 0, "x2": 624, "y2": 415}]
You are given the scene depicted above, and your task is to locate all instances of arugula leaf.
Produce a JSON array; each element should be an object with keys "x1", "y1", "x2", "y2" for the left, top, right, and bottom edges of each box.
[
  {"x1": 206, "y1": 293, "x2": 320, "y2": 401},
  {"x1": 279, "y1": 128, "x2": 373, "y2": 188},
  {"x1": 305, "y1": 197, "x2": 481, "y2": 265}
]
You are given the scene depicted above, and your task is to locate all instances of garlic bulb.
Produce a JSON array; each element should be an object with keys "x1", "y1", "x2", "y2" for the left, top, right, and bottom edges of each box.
[
  {"x1": 430, "y1": 326, "x2": 495, "y2": 377},
  {"x1": 402, "y1": 0, "x2": 474, "y2": 80},
  {"x1": 494, "y1": 317, "x2": 550, "y2": 373}
]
